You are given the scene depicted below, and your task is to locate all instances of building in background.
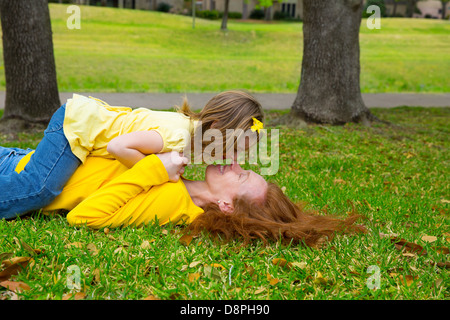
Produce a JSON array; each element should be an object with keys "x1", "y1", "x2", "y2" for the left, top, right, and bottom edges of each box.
[
  {"x1": 201, "y1": 0, "x2": 303, "y2": 20},
  {"x1": 57, "y1": 0, "x2": 450, "y2": 20},
  {"x1": 414, "y1": 0, "x2": 450, "y2": 18}
]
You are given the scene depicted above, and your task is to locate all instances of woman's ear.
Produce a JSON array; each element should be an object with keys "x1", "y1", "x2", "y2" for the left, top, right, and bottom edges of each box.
[
  {"x1": 218, "y1": 200, "x2": 233, "y2": 215},
  {"x1": 210, "y1": 120, "x2": 218, "y2": 129}
]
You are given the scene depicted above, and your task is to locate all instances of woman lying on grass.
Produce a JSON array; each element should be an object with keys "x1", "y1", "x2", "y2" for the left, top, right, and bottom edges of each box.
[
  {"x1": 2, "y1": 149, "x2": 365, "y2": 247},
  {"x1": 0, "y1": 91, "x2": 264, "y2": 218}
]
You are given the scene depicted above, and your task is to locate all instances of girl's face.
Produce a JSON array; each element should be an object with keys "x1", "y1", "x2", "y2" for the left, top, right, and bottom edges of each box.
[
  {"x1": 222, "y1": 131, "x2": 259, "y2": 162},
  {"x1": 204, "y1": 161, "x2": 267, "y2": 213}
]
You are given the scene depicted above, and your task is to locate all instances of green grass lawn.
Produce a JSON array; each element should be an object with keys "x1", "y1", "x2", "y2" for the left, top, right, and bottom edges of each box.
[
  {"x1": 0, "y1": 4, "x2": 449, "y2": 93},
  {"x1": 0, "y1": 107, "x2": 448, "y2": 300}
]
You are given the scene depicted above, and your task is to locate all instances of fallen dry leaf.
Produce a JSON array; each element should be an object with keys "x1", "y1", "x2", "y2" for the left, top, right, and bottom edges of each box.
[
  {"x1": 140, "y1": 240, "x2": 155, "y2": 250},
  {"x1": 402, "y1": 252, "x2": 417, "y2": 258},
  {"x1": 313, "y1": 271, "x2": 328, "y2": 285},
  {"x1": 391, "y1": 237, "x2": 427, "y2": 256},
  {"x1": 1, "y1": 256, "x2": 32, "y2": 269},
  {"x1": 188, "y1": 272, "x2": 201, "y2": 283},
  {"x1": 0, "y1": 257, "x2": 33, "y2": 282},
  {"x1": 62, "y1": 292, "x2": 86, "y2": 300},
  {"x1": 0, "y1": 290, "x2": 18, "y2": 300},
  {"x1": 204, "y1": 265, "x2": 221, "y2": 280},
  {"x1": 245, "y1": 264, "x2": 255, "y2": 276},
  {"x1": 434, "y1": 278, "x2": 444, "y2": 289},
  {"x1": 333, "y1": 178, "x2": 346, "y2": 185},
  {"x1": 86, "y1": 243, "x2": 99, "y2": 256},
  {"x1": 269, "y1": 278, "x2": 280, "y2": 285},
  {"x1": 399, "y1": 275, "x2": 418, "y2": 287},
  {"x1": 266, "y1": 273, "x2": 280, "y2": 285},
  {"x1": 179, "y1": 235, "x2": 193, "y2": 247},
  {"x1": 272, "y1": 258, "x2": 291, "y2": 269},
  {"x1": 421, "y1": 235, "x2": 438, "y2": 243},
  {"x1": 0, "y1": 280, "x2": 30, "y2": 292},
  {"x1": 65, "y1": 242, "x2": 83, "y2": 249},
  {"x1": 13, "y1": 237, "x2": 37, "y2": 256},
  {"x1": 189, "y1": 261, "x2": 202, "y2": 268},
  {"x1": 0, "y1": 253, "x2": 13, "y2": 263},
  {"x1": 428, "y1": 261, "x2": 450, "y2": 269},
  {"x1": 229, "y1": 287, "x2": 242, "y2": 294},
  {"x1": 143, "y1": 295, "x2": 160, "y2": 300},
  {"x1": 291, "y1": 262, "x2": 307, "y2": 270},
  {"x1": 91, "y1": 268, "x2": 101, "y2": 285},
  {"x1": 434, "y1": 246, "x2": 449, "y2": 255},
  {"x1": 106, "y1": 234, "x2": 117, "y2": 241},
  {"x1": 254, "y1": 287, "x2": 265, "y2": 294},
  {"x1": 169, "y1": 293, "x2": 182, "y2": 300},
  {"x1": 180, "y1": 264, "x2": 188, "y2": 272},
  {"x1": 113, "y1": 246, "x2": 125, "y2": 254}
]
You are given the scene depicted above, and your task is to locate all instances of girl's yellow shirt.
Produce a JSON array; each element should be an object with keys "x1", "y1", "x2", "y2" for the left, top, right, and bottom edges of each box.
[
  {"x1": 63, "y1": 94, "x2": 197, "y2": 163},
  {"x1": 16, "y1": 153, "x2": 204, "y2": 229}
]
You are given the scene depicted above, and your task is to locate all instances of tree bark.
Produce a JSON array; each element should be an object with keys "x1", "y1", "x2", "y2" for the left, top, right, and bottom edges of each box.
[
  {"x1": 405, "y1": 0, "x2": 418, "y2": 17},
  {"x1": 291, "y1": 0, "x2": 374, "y2": 125},
  {"x1": 442, "y1": 1, "x2": 447, "y2": 19},
  {"x1": 221, "y1": 0, "x2": 230, "y2": 30},
  {"x1": 0, "y1": 0, "x2": 60, "y2": 128}
]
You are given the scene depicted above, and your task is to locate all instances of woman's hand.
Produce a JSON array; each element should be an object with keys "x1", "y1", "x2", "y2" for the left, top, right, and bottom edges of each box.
[{"x1": 156, "y1": 152, "x2": 188, "y2": 182}]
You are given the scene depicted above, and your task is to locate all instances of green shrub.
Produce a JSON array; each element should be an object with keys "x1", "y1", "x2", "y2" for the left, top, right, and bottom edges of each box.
[
  {"x1": 249, "y1": 9, "x2": 265, "y2": 19},
  {"x1": 196, "y1": 10, "x2": 221, "y2": 20},
  {"x1": 227, "y1": 11, "x2": 242, "y2": 19},
  {"x1": 273, "y1": 10, "x2": 289, "y2": 20},
  {"x1": 157, "y1": 2, "x2": 172, "y2": 13},
  {"x1": 362, "y1": 0, "x2": 386, "y2": 18}
]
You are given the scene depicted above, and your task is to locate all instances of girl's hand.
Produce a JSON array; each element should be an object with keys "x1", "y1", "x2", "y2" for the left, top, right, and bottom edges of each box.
[{"x1": 156, "y1": 152, "x2": 188, "y2": 182}]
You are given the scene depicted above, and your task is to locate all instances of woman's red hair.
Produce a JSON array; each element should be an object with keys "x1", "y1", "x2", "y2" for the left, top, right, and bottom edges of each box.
[{"x1": 187, "y1": 182, "x2": 366, "y2": 247}]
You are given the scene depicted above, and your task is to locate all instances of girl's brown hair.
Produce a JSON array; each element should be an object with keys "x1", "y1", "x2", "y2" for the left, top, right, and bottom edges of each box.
[
  {"x1": 187, "y1": 182, "x2": 366, "y2": 247},
  {"x1": 177, "y1": 90, "x2": 264, "y2": 158}
]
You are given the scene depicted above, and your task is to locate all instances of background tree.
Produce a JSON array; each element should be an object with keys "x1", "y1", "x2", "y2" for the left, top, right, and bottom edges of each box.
[
  {"x1": 363, "y1": 0, "x2": 386, "y2": 17},
  {"x1": 441, "y1": 0, "x2": 449, "y2": 19},
  {"x1": 288, "y1": 0, "x2": 376, "y2": 125},
  {"x1": 405, "y1": 0, "x2": 419, "y2": 17},
  {"x1": 255, "y1": 0, "x2": 277, "y2": 20},
  {"x1": 0, "y1": 0, "x2": 60, "y2": 134},
  {"x1": 221, "y1": 0, "x2": 230, "y2": 30}
]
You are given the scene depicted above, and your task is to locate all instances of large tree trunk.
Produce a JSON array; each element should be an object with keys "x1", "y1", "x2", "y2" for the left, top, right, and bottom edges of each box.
[
  {"x1": 290, "y1": 0, "x2": 374, "y2": 125},
  {"x1": 221, "y1": 0, "x2": 230, "y2": 30},
  {"x1": 442, "y1": 1, "x2": 447, "y2": 19},
  {"x1": 0, "y1": 0, "x2": 60, "y2": 131},
  {"x1": 405, "y1": 0, "x2": 418, "y2": 17}
]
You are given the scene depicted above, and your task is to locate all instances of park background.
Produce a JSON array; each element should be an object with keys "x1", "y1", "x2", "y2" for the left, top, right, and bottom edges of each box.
[{"x1": 0, "y1": 0, "x2": 448, "y2": 301}]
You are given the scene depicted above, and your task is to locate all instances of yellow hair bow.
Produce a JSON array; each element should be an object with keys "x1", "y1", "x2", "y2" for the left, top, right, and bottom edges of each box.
[{"x1": 251, "y1": 117, "x2": 264, "y2": 133}]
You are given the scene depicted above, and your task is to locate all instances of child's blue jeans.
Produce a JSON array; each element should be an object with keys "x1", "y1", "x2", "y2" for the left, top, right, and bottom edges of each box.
[{"x1": 0, "y1": 104, "x2": 81, "y2": 219}]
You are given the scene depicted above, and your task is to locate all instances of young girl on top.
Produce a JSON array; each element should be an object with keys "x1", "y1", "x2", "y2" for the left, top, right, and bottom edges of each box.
[{"x1": 0, "y1": 90, "x2": 264, "y2": 219}]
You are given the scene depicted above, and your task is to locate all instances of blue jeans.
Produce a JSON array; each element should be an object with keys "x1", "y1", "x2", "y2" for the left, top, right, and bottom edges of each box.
[{"x1": 0, "y1": 104, "x2": 81, "y2": 219}]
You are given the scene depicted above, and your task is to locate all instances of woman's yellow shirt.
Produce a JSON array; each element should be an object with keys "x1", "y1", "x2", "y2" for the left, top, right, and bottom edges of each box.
[{"x1": 16, "y1": 153, "x2": 204, "y2": 229}]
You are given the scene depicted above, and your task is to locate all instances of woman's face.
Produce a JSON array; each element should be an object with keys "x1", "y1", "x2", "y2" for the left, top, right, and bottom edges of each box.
[{"x1": 204, "y1": 161, "x2": 267, "y2": 213}]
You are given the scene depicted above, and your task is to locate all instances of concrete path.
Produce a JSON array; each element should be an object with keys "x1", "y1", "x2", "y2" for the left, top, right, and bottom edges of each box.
[{"x1": 1, "y1": 92, "x2": 449, "y2": 110}]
